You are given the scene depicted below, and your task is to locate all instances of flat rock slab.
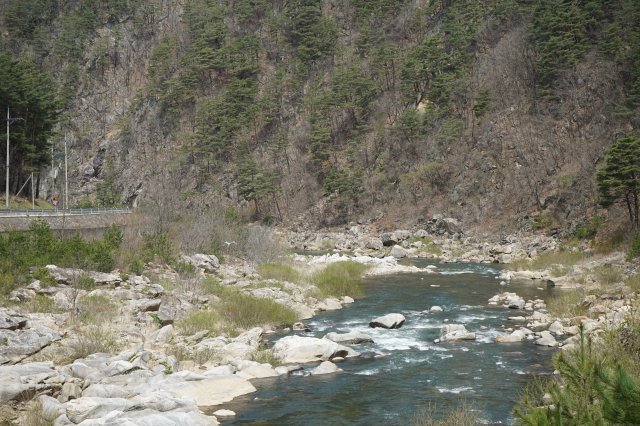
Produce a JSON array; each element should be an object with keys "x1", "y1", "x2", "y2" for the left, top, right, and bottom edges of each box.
[
  {"x1": 369, "y1": 313, "x2": 405, "y2": 329},
  {"x1": 323, "y1": 331, "x2": 373, "y2": 344},
  {"x1": 169, "y1": 376, "x2": 256, "y2": 408},
  {"x1": 272, "y1": 335, "x2": 353, "y2": 364}
]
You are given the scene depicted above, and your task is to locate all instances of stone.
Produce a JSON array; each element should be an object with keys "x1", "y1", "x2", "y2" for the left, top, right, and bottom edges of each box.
[
  {"x1": 154, "y1": 325, "x2": 175, "y2": 344},
  {"x1": 182, "y1": 253, "x2": 219, "y2": 272},
  {"x1": 169, "y1": 376, "x2": 256, "y2": 408},
  {"x1": 535, "y1": 331, "x2": 558, "y2": 347},
  {"x1": 0, "y1": 311, "x2": 27, "y2": 330},
  {"x1": 156, "y1": 295, "x2": 197, "y2": 326},
  {"x1": 133, "y1": 299, "x2": 162, "y2": 312},
  {"x1": 341, "y1": 296, "x2": 355, "y2": 304},
  {"x1": 429, "y1": 306, "x2": 443, "y2": 313},
  {"x1": 548, "y1": 321, "x2": 565, "y2": 334},
  {"x1": 439, "y1": 324, "x2": 475, "y2": 342},
  {"x1": 311, "y1": 361, "x2": 342, "y2": 375},
  {"x1": 59, "y1": 382, "x2": 82, "y2": 402},
  {"x1": 495, "y1": 333, "x2": 523, "y2": 343},
  {"x1": 65, "y1": 397, "x2": 135, "y2": 424},
  {"x1": 390, "y1": 245, "x2": 407, "y2": 258},
  {"x1": 292, "y1": 322, "x2": 311, "y2": 332},
  {"x1": 323, "y1": 331, "x2": 374, "y2": 345},
  {"x1": 317, "y1": 298, "x2": 343, "y2": 311},
  {"x1": 272, "y1": 335, "x2": 354, "y2": 364},
  {"x1": 369, "y1": 313, "x2": 405, "y2": 329},
  {"x1": 236, "y1": 362, "x2": 279, "y2": 379},
  {"x1": 275, "y1": 365, "x2": 303, "y2": 376},
  {"x1": 214, "y1": 409, "x2": 236, "y2": 417}
]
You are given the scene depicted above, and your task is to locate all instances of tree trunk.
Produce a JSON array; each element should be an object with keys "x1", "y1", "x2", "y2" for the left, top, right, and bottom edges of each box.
[{"x1": 625, "y1": 193, "x2": 634, "y2": 229}]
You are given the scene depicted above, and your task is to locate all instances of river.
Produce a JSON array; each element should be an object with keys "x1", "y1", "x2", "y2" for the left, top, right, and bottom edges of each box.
[{"x1": 223, "y1": 260, "x2": 556, "y2": 424}]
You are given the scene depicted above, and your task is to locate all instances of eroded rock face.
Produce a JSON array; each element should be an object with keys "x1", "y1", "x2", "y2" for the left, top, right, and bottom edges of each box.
[
  {"x1": 369, "y1": 313, "x2": 405, "y2": 329},
  {"x1": 272, "y1": 335, "x2": 356, "y2": 364},
  {"x1": 169, "y1": 376, "x2": 256, "y2": 408},
  {"x1": 182, "y1": 254, "x2": 219, "y2": 272}
]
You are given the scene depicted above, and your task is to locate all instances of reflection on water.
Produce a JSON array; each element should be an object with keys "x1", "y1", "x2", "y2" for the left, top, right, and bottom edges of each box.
[{"x1": 223, "y1": 260, "x2": 556, "y2": 425}]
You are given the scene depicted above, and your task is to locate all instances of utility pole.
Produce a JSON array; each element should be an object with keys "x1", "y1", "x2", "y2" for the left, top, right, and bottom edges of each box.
[
  {"x1": 64, "y1": 134, "x2": 68, "y2": 210},
  {"x1": 5, "y1": 107, "x2": 24, "y2": 209}
]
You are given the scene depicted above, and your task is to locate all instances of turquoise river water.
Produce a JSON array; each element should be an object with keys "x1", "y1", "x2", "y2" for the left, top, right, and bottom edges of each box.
[{"x1": 223, "y1": 260, "x2": 557, "y2": 425}]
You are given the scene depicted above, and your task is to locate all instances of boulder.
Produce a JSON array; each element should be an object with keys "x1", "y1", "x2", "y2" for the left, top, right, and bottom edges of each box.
[
  {"x1": 439, "y1": 324, "x2": 475, "y2": 342},
  {"x1": 390, "y1": 245, "x2": 407, "y2": 258},
  {"x1": 323, "y1": 331, "x2": 374, "y2": 344},
  {"x1": 214, "y1": 409, "x2": 236, "y2": 418},
  {"x1": 59, "y1": 382, "x2": 82, "y2": 402},
  {"x1": 169, "y1": 376, "x2": 256, "y2": 408},
  {"x1": 65, "y1": 397, "x2": 135, "y2": 424},
  {"x1": 272, "y1": 335, "x2": 354, "y2": 364},
  {"x1": 495, "y1": 331, "x2": 524, "y2": 343},
  {"x1": 428, "y1": 306, "x2": 443, "y2": 313},
  {"x1": 235, "y1": 361, "x2": 278, "y2": 379},
  {"x1": 535, "y1": 331, "x2": 558, "y2": 347},
  {"x1": 0, "y1": 310, "x2": 27, "y2": 330},
  {"x1": 182, "y1": 254, "x2": 219, "y2": 272},
  {"x1": 311, "y1": 361, "x2": 342, "y2": 375},
  {"x1": 369, "y1": 313, "x2": 405, "y2": 329},
  {"x1": 156, "y1": 295, "x2": 197, "y2": 326}
]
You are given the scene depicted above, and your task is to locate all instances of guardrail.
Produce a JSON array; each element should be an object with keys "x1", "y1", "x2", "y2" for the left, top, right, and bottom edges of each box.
[{"x1": 0, "y1": 208, "x2": 132, "y2": 218}]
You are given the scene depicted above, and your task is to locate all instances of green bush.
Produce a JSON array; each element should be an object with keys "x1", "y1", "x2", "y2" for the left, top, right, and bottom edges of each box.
[
  {"x1": 412, "y1": 401, "x2": 476, "y2": 426},
  {"x1": 573, "y1": 216, "x2": 604, "y2": 240},
  {"x1": 177, "y1": 310, "x2": 221, "y2": 336},
  {"x1": 627, "y1": 233, "x2": 640, "y2": 260},
  {"x1": 311, "y1": 261, "x2": 369, "y2": 298},
  {"x1": 219, "y1": 291, "x2": 298, "y2": 333}
]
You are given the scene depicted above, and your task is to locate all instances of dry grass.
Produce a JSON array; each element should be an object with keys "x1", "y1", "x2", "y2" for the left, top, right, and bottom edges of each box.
[
  {"x1": 546, "y1": 288, "x2": 589, "y2": 318},
  {"x1": 412, "y1": 401, "x2": 477, "y2": 426},
  {"x1": 257, "y1": 263, "x2": 302, "y2": 283},
  {"x1": 22, "y1": 295, "x2": 60, "y2": 314},
  {"x1": 77, "y1": 294, "x2": 117, "y2": 325},
  {"x1": 509, "y1": 250, "x2": 586, "y2": 274},
  {"x1": 590, "y1": 264, "x2": 624, "y2": 286},
  {"x1": 20, "y1": 397, "x2": 54, "y2": 426},
  {"x1": 252, "y1": 348, "x2": 281, "y2": 366},
  {"x1": 66, "y1": 325, "x2": 121, "y2": 361},
  {"x1": 176, "y1": 310, "x2": 222, "y2": 336}
]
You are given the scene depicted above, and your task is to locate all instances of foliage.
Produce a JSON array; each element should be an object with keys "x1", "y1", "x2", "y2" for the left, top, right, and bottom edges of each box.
[
  {"x1": 177, "y1": 310, "x2": 221, "y2": 336},
  {"x1": 573, "y1": 216, "x2": 604, "y2": 240},
  {"x1": 284, "y1": 0, "x2": 337, "y2": 63},
  {"x1": 257, "y1": 263, "x2": 302, "y2": 283},
  {"x1": 0, "y1": 221, "x2": 122, "y2": 292},
  {"x1": 311, "y1": 261, "x2": 369, "y2": 298},
  {"x1": 597, "y1": 134, "x2": 640, "y2": 229},
  {"x1": 509, "y1": 250, "x2": 586, "y2": 272},
  {"x1": 67, "y1": 325, "x2": 121, "y2": 361},
  {"x1": 0, "y1": 55, "x2": 60, "y2": 196},
  {"x1": 628, "y1": 233, "x2": 640, "y2": 260},
  {"x1": 219, "y1": 291, "x2": 298, "y2": 332},
  {"x1": 515, "y1": 327, "x2": 640, "y2": 425}
]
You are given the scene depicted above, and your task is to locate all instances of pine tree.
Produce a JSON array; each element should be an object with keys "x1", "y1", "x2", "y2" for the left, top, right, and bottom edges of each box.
[{"x1": 597, "y1": 134, "x2": 640, "y2": 229}]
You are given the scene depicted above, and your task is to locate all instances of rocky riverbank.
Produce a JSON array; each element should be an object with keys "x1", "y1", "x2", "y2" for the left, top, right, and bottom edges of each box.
[{"x1": 1, "y1": 220, "x2": 638, "y2": 425}]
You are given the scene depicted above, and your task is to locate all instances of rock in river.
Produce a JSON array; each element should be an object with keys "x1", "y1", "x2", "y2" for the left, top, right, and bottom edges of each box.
[
  {"x1": 369, "y1": 313, "x2": 405, "y2": 329},
  {"x1": 272, "y1": 335, "x2": 357, "y2": 364}
]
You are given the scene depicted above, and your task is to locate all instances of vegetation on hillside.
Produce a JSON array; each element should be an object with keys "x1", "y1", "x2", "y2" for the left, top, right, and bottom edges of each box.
[{"x1": 1, "y1": 0, "x2": 638, "y2": 227}]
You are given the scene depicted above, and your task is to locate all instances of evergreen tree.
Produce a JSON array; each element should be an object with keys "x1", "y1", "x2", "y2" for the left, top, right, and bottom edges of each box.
[{"x1": 597, "y1": 134, "x2": 640, "y2": 229}]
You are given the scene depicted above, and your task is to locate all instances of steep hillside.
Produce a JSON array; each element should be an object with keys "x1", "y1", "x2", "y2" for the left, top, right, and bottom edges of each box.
[{"x1": 1, "y1": 0, "x2": 639, "y2": 233}]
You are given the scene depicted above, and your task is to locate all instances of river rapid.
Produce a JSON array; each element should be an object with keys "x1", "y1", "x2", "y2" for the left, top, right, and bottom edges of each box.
[{"x1": 223, "y1": 260, "x2": 557, "y2": 425}]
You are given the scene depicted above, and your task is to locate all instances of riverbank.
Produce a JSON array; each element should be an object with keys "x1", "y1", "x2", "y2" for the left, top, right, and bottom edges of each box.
[{"x1": 1, "y1": 221, "x2": 638, "y2": 424}]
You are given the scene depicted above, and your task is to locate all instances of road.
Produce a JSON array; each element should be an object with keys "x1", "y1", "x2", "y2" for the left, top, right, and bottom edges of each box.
[{"x1": 0, "y1": 208, "x2": 132, "y2": 218}]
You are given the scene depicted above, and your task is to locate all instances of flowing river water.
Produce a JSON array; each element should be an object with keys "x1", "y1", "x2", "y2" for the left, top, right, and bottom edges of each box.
[{"x1": 223, "y1": 260, "x2": 557, "y2": 424}]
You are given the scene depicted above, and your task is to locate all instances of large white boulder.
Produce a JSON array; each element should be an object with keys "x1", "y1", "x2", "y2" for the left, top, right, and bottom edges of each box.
[
  {"x1": 272, "y1": 335, "x2": 355, "y2": 364},
  {"x1": 65, "y1": 397, "x2": 135, "y2": 424},
  {"x1": 439, "y1": 324, "x2": 475, "y2": 342},
  {"x1": 369, "y1": 313, "x2": 405, "y2": 329}
]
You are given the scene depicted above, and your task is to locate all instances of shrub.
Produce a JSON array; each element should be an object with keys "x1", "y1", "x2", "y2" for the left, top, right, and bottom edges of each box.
[
  {"x1": 546, "y1": 289, "x2": 588, "y2": 318},
  {"x1": 177, "y1": 310, "x2": 221, "y2": 336},
  {"x1": 23, "y1": 295, "x2": 58, "y2": 313},
  {"x1": 77, "y1": 294, "x2": 117, "y2": 325},
  {"x1": 67, "y1": 325, "x2": 121, "y2": 360},
  {"x1": 573, "y1": 216, "x2": 604, "y2": 240},
  {"x1": 509, "y1": 250, "x2": 586, "y2": 272},
  {"x1": 252, "y1": 348, "x2": 281, "y2": 366},
  {"x1": 257, "y1": 263, "x2": 301, "y2": 283},
  {"x1": 627, "y1": 233, "x2": 640, "y2": 260},
  {"x1": 219, "y1": 292, "x2": 298, "y2": 333},
  {"x1": 592, "y1": 264, "x2": 624, "y2": 286},
  {"x1": 311, "y1": 261, "x2": 369, "y2": 298}
]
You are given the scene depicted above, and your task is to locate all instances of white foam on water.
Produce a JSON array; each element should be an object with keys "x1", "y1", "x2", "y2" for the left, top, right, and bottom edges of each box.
[
  {"x1": 436, "y1": 386, "x2": 473, "y2": 394},
  {"x1": 355, "y1": 368, "x2": 380, "y2": 376},
  {"x1": 475, "y1": 329, "x2": 500, "y2": 343}
]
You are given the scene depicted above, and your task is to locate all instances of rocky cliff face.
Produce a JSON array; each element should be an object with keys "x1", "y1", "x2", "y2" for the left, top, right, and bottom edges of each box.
[{"x1": 2, "y1": 0, "x2": 638, "y2": 233}]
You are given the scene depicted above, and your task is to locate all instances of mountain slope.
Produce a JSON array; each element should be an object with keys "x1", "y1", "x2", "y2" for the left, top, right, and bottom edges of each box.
[{"x1": 1, "y1": 0, "x2": 639, "y2": 232}]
